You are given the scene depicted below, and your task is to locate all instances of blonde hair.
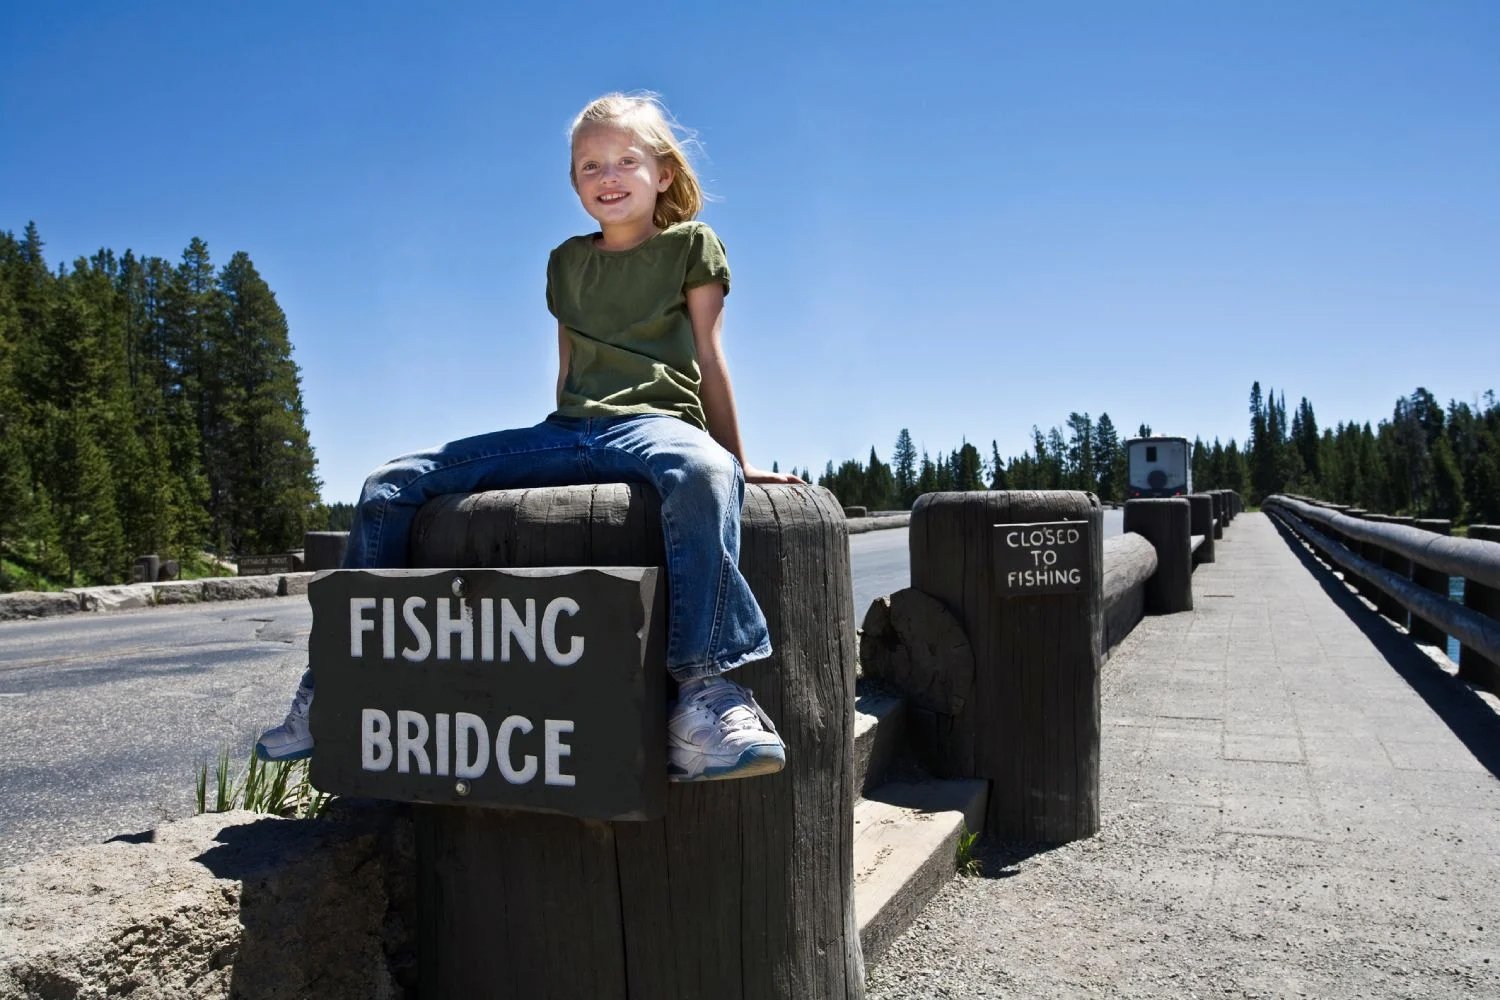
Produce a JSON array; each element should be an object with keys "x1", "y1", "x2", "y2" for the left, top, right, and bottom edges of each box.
[{"x1": 569, "y1": 92, "x2": 703, "y2": 230}]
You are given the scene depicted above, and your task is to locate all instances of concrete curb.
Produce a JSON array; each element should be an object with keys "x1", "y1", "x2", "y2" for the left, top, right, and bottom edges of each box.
[
  {"x1": 0, "y1": 573, "x2": 317, "y2": 623},
  {"x1": 2, "y1": 511, "x2": 913, "y2": 622}
]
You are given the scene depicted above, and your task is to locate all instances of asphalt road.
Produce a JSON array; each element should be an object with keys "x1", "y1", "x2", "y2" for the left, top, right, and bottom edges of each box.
[{"x1": 0, "y1": 511, "x2": 1122, "y2": 868}]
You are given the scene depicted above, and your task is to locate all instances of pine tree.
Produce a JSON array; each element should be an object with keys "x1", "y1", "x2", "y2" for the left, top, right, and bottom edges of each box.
[
  {"x1": 989, "y1": 440, "x2": 1008, "y2": 490},
  {"x1": 951, "y1": 441, "x2": 983, "y2": 491},
  {"x1": 1093, "y1": 414, "x2": 1120, "y2": 500},
  {"x1": 892, "y1": 429, "x2": 918, "y2": 508},
  {"x1": 218, "y1": 252, "x2": 320, "y2": 552},
  {"x1": 863, "y1": 446, "x2": 895, "y2": 509},
  {"x1": 1429, "y1": 437, "x2": 1465, "y2": 521},
  {"x1": 1065, "y1": 413, "x2": 1094, "y2": 492},
  {"x1": 916, "y1": 450, "x2": 937, "y2": 495}
]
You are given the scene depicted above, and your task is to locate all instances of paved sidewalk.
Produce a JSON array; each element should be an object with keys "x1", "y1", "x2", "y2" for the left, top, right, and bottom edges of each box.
[{"x1": 867, "y1": 512, "x2": 1500, "y2": 999}]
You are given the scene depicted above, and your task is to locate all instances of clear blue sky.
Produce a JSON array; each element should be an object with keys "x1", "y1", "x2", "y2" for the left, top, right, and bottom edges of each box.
[{"x1": 4, "y1": 1, "x2": 1496, "y2": 501}]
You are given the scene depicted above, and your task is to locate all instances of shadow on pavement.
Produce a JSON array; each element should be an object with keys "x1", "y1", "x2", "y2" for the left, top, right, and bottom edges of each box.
[{"x1": 1268, "y1": 514, "x2": 1500, "y2": 780}]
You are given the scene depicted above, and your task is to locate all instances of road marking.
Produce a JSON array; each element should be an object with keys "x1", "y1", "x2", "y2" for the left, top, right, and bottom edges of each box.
[{"x1": 0, "y1": 692, "x2": 26, "y2": 698}]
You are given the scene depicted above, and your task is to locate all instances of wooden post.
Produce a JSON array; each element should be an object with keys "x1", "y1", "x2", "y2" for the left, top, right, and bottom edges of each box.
[
  {"x1": 1363, "y1": 514, "x2": 1409, "y2": 625},
  {"x1": 303, "y1": 531, "x2": 349, "y2": 572},
  {"x1": 1342, "y1": 509, "x2": 1373, "y2": 598},
  {"x1": 1188, "y1": 494, "x2": 1215, "y2": 564},
  {"x1": 908, "y1": 491, "x2": 1101, "y2": 843},
  {"x1": 1124, "y1": 498, "x2": 1193, "y2": 613},
  {"x1": 403, "y1": 484, "x2": 863, "y2": 999},
  {"x1": 1410, "y1": 519, "x2": 1451, "y2": 647},
  {"x1": 131, "y1": 554, "x2": 160, "y2": 584},
  {"x1": 1210, "y1": 491, "x2": 1225, "y2": 539},
  {"x1": 1462, "y1": 525, "x2": 1500, "y2": 690}
]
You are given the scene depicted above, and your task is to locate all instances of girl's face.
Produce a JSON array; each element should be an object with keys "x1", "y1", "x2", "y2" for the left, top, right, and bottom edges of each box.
[{"x1": 571, "y1": 124, "x2": 673, "y2": 233}]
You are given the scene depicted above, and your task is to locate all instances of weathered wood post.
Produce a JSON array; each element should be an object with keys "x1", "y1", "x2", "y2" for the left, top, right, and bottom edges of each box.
[
  {"x1": 1124, "y1": 498, "x2": 1193, "y2": 613},
  {"x1": 1342, "y1": 509, "x2": 1373, "y2": 598},
  {"x1": 1363, "y1": 514, "x2": 1410, "y2": 625},
  {"x1": 1462, "y1": 525, "x2": 1500, "y2": 690},
  {"x1": 908, "y1": 491, "x2": 1101, "y2": 843},
  {"x1": 1188, "y1": 494, "x2": 1215, "y2": 564},
  {"x1": 399, "y1": 484, "x2": 863, "y2": 999},
  {"x1": 303, "y1": 531, "x2": 349, "y2": 572},
  {"x1": 1410, "y1": 519, "x2": 1451, "y2": 647},
  {"x1": 1210, "y1": 491, "x2": 1225, "y2": 539},
  {"x1": 131, "y1": 554, "x2": 160, "y2": 584}
]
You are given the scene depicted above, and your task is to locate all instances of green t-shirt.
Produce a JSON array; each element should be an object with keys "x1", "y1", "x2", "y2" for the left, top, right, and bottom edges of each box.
[{"x1": 546, "y1": 220, "x2": 730, "y2": 431}]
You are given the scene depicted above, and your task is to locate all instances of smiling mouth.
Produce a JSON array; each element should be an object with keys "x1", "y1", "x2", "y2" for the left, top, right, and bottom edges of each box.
[{"x1": 597, "y1": 192, "x2": 628, "y2": 204}]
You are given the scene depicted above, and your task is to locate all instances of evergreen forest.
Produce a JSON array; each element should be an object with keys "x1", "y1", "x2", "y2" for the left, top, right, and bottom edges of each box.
[
  {"x1": 813, "y1": 383, "x2": 1500, "y2": 527},
  {"x1": 0, "y1": 223, "x2": 321, "y2": 592}
]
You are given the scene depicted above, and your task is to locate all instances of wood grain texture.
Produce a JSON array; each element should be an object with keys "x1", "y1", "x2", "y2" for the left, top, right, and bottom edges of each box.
[
  {"x1": 408, "y1": 483, "x2": 863, "y2": 999},
  {"x1": 1463, "y1": 525, "x2": 1500, "y2": 690},
  {"x1": 860, "y1": 588, "x2": 975, "y2": 716},
  {"x1": 1188, "y1": 495, "x2": 1216, "y2": 564},
  {"x1": 1103, "y1": 533, "x2": 1156, "y2": 651},
  {"x1": 1363, "y1": 514, "x2": 1413, "y2": 625},
  {"x1": 908, "y1": 491, "x2": 1102, "y2": 843},
  {"x1": 1410, "y1": 519, "x2": 1452, "y2": 646},
  {"x1": 1123, "y1": 499, "x2": 1192, "y2": 614}
]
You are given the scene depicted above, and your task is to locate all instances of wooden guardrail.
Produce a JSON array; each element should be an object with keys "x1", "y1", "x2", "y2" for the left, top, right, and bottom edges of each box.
[{"x1": 1263, "y1": 495, "x2": 1500, "y2": 690}]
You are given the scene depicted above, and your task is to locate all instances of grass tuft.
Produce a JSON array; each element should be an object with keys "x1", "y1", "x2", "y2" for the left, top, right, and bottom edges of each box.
[
  {"x1": 195, "y1": 748, "x2": 331, "y2": 820},
  {"x1": 955, "y1": 823, "x2": 981, "y2": 876}
]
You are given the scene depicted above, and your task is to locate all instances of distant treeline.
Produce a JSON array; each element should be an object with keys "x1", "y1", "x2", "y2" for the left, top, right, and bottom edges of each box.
[
  {"x1": 801, "y1": 412, "x2": 1251, "y2": 510},
  {"x1": 0, "y1": 222, "x2": 321, "y2": 590},
  {"x1": 1243, "y1": 381, "x2": 1499, "y2": 522},
  {"x1": 808, "y1": 382, "x2": 1500, "y2": 526}
]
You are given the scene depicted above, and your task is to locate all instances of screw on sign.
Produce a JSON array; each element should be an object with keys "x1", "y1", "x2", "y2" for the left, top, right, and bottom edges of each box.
[{"x1": 993, "y1": 521, "x2": 1092, "y2": 597}]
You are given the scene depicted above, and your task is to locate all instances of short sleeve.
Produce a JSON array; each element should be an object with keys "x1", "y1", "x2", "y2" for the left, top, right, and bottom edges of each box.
[
  {"x1": 545, "y1": 247, "x2": 559, "y2": 317},
  {"x1": 683, "y1": 223, "x2": 731, "y2": 295}
]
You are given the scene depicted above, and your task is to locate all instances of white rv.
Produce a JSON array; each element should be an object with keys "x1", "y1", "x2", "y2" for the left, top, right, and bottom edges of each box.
[{"x1": 1125, "y1": 436, "x2": 1192, "y2": 499}]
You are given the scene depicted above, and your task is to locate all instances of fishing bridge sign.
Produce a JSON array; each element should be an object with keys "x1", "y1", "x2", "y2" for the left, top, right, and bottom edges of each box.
[{"x1": 306, "y1": 566, "x2": 666, "y2": 821}]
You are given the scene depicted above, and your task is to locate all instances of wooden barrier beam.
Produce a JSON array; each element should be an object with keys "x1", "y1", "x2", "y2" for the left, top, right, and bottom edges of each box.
[{"x1": 1123, "y1": 498, "x2": 1192, "y2": 613}]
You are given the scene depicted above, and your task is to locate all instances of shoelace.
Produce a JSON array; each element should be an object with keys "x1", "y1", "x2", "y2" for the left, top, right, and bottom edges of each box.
[
  {"x1": 285, "y1": 686, "x2": 312, "y2": 724},
  {"x1": 690, "y1": 682, "x2": 778, "y2": 735}
]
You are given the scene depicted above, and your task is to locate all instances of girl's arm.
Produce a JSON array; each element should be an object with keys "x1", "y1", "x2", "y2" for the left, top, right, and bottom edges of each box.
[
  {"x1": 556, "y1": 322, "x2": 571, "y2": 407},
  {"x1": 687, "y1": 283, "x2": 803, "y2": 485}
]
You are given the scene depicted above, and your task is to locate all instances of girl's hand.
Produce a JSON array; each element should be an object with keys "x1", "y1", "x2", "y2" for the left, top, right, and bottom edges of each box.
[{"x1": 742, "y1": 464, "x2": 804, "y2": 485}]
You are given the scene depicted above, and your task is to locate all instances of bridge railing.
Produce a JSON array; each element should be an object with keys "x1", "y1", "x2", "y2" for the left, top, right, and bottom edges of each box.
[{"x1": 1264, "y1": 494, "x2": 1500, "y2": 691}]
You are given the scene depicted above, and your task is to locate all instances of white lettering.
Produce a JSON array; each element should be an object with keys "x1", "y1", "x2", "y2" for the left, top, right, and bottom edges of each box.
[
  {"x1": 382, "y1": 597, "x2": 395, "y2": 659},
  {"x1": 396, "y1": 709, "x2": 431, "y2": 775},
  {"x1": 542, "y1": 597, "x2": 584, "y2": 667},
  {"x1": 361, "y1": 709, "x2": 392, "y2": 771},
  {"x1": 501, "y1": 598, "x2": 536, "y2": 662},
  {"x1": 544, "y1": 720, "x2": 575, "y2": 787},
  {"x1": 454, "y1": 712, "x2": 489, "y2": 778},
  {"x1": 434, "y1": 712, "x2": 450, "y2": 777},
  {"x1": 402, "y1": 597, "x2": 432, "y2": 662},
  {"x1": 436, "y1": 598, "x2": 474, "y2": 661},
  {"x1": 350, "y1": 598, "x2": 376, "y2": 657},
  {"x1": 479, "y1": 598, "x2": 494, "y2": 661},
  {"x1": 496, "y1": 715, "x2": 537, "y2": 783}
]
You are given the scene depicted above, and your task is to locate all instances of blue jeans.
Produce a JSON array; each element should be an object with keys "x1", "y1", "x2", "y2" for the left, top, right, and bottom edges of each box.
[{"x1": 316, "y1": 413, "x2": 770, "y2": 683}]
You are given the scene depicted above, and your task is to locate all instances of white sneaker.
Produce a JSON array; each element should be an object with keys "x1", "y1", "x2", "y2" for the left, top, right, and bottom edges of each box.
[
  {"x1": 255, "y1": 679, "x2": 314, "y2": 761},
  {"x1": 667, "y1": 677, "x2": 786, "y2": 782}
]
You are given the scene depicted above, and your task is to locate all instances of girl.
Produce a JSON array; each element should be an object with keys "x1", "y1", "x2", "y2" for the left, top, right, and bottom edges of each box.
[{"x1": 256, "y1": 92, "x2": 801, "y2": 782}]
